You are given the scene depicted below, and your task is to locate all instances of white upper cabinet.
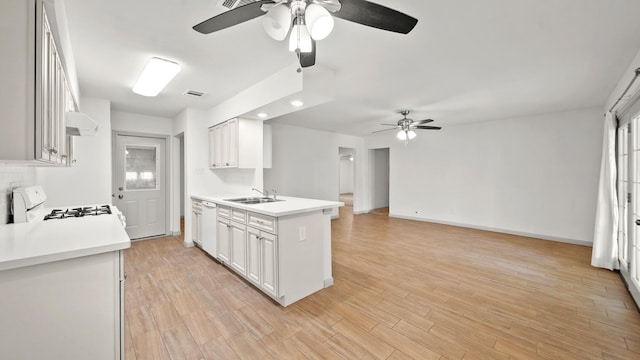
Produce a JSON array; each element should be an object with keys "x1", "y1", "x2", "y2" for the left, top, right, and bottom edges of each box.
[
  {"x1": 208, "y1": 118, "x2": 260, "y2": 169},
  {"x1": 0, "y1": 0, "x2": 76, "y2": 166}
]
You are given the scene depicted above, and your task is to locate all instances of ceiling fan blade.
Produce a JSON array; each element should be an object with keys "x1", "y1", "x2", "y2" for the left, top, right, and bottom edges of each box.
[
  {"x1": 300, "y1": 40, "x2": 316, "y2": 68},
  {"x1": 372, "y1": 128, "x2": 398, "y2": 133},
  {"x1": 415, "y1": 126, "x2": 442, "y2": 130},
  {"x1": 380, "y1": 123, "x2": 399, "y2": 126},
  {"x1": 412, "y1": 119, "x2": 434, "y2": 125},
  {"x1": 193, "y1": 0, "x2": 275, "y2": 34},
  {"x1": 333, "y1": 0, "x2": 418, "y2": 34}
]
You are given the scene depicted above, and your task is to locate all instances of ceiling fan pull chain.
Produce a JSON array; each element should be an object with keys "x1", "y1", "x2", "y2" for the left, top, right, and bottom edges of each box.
[{"x1": 296, "y1": 51, "x2": 303, "y2": 73}]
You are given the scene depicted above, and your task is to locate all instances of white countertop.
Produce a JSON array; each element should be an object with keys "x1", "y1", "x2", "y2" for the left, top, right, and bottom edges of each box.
[
  {"x1": 0, "y1": 213, "x2": 130, "y2": 271},
  {"x1": 191, "y1": 194, "x2": 343, "y2": 217}
]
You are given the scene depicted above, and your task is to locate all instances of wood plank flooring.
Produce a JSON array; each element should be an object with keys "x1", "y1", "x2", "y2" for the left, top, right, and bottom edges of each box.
[{"x1": 124, "y1": 206, "x2": 640, "y2": 359}]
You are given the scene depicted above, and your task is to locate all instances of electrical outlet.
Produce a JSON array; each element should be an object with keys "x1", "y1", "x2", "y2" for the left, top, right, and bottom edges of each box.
[{"x1": 299, "y1": 226, "x2": 306, "y2": 241}]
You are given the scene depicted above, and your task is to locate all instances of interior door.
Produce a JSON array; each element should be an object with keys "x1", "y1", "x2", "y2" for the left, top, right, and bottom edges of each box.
[{"x1": 114, "y1": 134, "x2": 166, "y2": 239}]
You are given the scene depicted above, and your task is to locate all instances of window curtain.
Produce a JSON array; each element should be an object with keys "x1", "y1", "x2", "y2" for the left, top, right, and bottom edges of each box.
[{"x1": 591, "y1": 112, "x2": 619, "y2": 270}]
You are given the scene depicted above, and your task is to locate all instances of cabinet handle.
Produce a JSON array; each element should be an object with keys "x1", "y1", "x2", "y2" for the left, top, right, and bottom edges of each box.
[{"x1": 49, "y1": 148, "x2": 58, "y2": 155}]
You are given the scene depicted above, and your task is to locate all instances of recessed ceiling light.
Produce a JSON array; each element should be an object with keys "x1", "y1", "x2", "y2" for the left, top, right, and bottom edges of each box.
[
  {"x1": 132, "y1": 57, "x2": 181, "y2": 97},
  {"x1": 257, "y1": 112, "x2": 268, "y2": 119},
  {"x1": 290, "y1": 100, "x2": 304, "y2": 107}
]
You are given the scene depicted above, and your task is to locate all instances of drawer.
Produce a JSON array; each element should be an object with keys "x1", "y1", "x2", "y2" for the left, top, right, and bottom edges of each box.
[
  {"x1": 231, "y1": 208, "x2": 246, "y2": 223},
  {"x1": 248, "y1": 212, "x2": 277, "y2": 234},
  {"x1": 218, "y1": 206, "x2": 230, "y2": 219}
]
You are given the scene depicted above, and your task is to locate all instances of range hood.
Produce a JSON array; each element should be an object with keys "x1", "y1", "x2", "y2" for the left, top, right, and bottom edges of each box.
[{"x1": 65, "y1": 111, "x2": 98, "y2": 136}]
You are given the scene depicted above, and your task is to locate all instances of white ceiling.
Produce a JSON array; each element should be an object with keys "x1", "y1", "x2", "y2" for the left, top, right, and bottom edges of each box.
[{"x1": 63, "y1": 0, "x2": 640, "y2": 136}]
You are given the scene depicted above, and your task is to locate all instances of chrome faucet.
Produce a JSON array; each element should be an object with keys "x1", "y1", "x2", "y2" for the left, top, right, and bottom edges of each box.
[{"x1": 252, "y1": 188, "x2": 269, "y2": 197}]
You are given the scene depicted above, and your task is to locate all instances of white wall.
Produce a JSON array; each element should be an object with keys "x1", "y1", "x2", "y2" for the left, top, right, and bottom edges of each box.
[
  {"x1": 264, "y1": 123, "x2": 366, "y2": 215},
  {"x1": 366, "y1": 107, "x2": 603, "y2": 245},
  {"x1": 37, "y1": 98, "x2": 112, "y2": 207},
  {"x1": 111, "y1": 111, "x2": 174, "y2": 135}
]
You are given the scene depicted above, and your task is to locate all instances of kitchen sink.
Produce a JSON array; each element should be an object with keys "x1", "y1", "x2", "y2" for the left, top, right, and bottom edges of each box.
[{"x1": 224, "y1": 197, "x2": 283, "y2": 205}]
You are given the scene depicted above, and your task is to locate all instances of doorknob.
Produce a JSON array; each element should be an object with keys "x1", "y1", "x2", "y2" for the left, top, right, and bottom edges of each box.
[
  {"x1": 636, "y1": 219, "x2": 640, "y2": 226},
  {"x1": 118, "y1": 186, "x2": 124, "y2": 191},
  {"x1": 118, "y1": 195, "x2": 124, "y2": 199}
]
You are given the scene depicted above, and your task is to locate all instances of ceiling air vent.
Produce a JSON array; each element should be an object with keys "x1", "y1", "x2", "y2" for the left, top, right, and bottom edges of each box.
[
  {"x1": 220, "y1": 0, "x2": 255, "y2": 9},
  {"x1": 184, "y1": 90, "x2": 205, "y2": 97}
]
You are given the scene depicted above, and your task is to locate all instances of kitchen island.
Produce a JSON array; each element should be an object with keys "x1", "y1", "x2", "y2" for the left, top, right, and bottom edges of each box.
[
  {"x1": 191, "y1": 194, "x2": 342, "y2": 306},
  {"x1": 0, "y1": 213, "x2": 130, "y2": 360}
]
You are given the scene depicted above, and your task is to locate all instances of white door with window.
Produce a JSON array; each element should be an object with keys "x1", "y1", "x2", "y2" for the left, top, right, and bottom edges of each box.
[
  {"x1": 619, "y1": 116, "x2": 640, "y2": 303},
  {"x1": 114, "y1": 134, "x2": 166, "y2": 239}
]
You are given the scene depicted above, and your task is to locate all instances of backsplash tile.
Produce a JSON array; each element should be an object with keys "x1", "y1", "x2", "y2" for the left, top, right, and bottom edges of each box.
[{"x1": 0, "y1": 168, "x2": 36, "y2": 224}]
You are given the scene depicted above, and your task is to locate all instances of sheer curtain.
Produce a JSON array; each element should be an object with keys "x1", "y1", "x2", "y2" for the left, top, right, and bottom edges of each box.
[{"x1": 592, "y1": 112, "x2": 619, "y2": 270}]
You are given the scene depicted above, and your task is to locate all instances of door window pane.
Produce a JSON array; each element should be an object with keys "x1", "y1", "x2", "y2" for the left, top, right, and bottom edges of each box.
[{"x1": 125, "y1": 145, "x2": 157, "y2": 190}]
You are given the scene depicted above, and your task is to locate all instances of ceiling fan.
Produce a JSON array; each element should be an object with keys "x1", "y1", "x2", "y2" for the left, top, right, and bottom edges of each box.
[
  {"x1": 193, "y1": 0, "x2": 418, "y2": 69},
  {"x1": 373, "y1": 110, "x2": 441, "y2": 142}
]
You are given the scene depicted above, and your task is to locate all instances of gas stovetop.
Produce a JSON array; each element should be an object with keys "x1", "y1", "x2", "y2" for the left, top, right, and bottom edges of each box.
[{"x1": 44, "y1": 205, "x2": 112, "y2": 220}]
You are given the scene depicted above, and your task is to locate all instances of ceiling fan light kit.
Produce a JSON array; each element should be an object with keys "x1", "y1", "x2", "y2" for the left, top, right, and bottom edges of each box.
[
  {"x1": 262, "y1": 4, "x2": 291, "y2": 41},
  {"x1": 193, "y1": 0, "x2": 418, "y2": 69},
  {"x1": 289, "y1": 20, "x2": 313, "y2": 53},
  {"x1": 374, "y1": 110, "x2": 441, "y2": 142},
  {"x1": 304, "y1": 4, "x2": 334, "y2": 40}
]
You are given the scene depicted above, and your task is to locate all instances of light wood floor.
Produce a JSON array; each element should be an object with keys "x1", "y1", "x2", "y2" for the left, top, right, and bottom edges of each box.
[{"x1": 124, "y1": 207, "x2": 640, "y2": 359}]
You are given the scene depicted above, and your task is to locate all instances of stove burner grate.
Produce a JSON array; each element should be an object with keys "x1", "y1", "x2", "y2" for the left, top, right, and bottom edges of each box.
[{"x1": 44, "y1": 205, "x2": 112, "y2": 220}]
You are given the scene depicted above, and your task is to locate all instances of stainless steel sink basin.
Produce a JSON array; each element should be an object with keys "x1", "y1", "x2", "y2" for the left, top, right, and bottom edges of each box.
[{"x1": 225, "y1": 197, "x2": 283, "y2": 205}]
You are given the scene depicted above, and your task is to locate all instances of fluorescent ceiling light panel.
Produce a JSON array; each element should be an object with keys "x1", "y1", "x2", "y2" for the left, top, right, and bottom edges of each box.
[{"x1": 132, "y1": 57, "x2": 181, "y2": 97}]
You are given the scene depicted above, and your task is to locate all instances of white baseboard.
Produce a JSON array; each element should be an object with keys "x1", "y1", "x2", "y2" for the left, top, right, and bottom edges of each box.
[
  {"x1": 389, "y1": 213, "x2": 593, "y2": 247},
  {"x1": 183, "y1": 240, "x2": 195, "y2": 248},
  {"x1": 324, "y1": 277, "x2": 334, "y2": 288}
]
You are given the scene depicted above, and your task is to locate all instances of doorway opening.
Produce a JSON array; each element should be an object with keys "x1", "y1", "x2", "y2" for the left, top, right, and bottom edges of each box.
[
  {"x1": 368, "y1": 148, "x2": 390, "y2": 215},
  {"x1": 338, "y1": 147, "x2": 355, "y2": 207},
  {"x1": 178, "y1": 133, "x2": 185, "y2": 236}
]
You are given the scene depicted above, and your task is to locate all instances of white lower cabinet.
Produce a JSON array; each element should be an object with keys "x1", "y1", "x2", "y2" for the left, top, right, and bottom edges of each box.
[
  {"x1": 247, "y1": 227, "x2": 278, "y2": 298},
  {"x1": 217, "y1": 217, "x2": 231, "y2": 264},
  {"x1": 229, "y1": 221, "x2": 247, "y2": 276},
  {"x1": 0, "y1": 251, "x2": 124, "y2": 359},
  {"x1": 212, "y1": 204, "x2": 328, "y2": 306},
  {"x1": 217, "y1": 206, "x2": 247, "y2": 276},
  {"x1": 191, "y1": 200, "x2": 202, "y2": 246}
]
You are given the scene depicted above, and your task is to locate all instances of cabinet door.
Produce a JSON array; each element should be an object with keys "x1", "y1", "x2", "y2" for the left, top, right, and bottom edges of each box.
[
  {"x1": 192, "y1": 210, "x2": 198, "y2": 243},
  {"x1": 261, "y1": 232, "x2": 278, "y2": 297},
  {"x1": 208, "y1": 127, "x2": 216, "y2": 168},
  {"x1": 216, "y1": 125, "x2": 225, "y2": 167},
  {"x1": 57, "y1": 73, "x2": 69, "y2": 163},
  {"x1": 246, "y1": 228, "x2": 261, "y2": 286},
  {"x1": 39, "y1": 16, "x2": 52, "y2": 161},
  {"x1": 230, "y1": 221, "x2": 247, "y2": 275},
  {"x1": 217, "y1": 219, "x2": 230, "y2": 264},
  {"x1": 226, "y1": 118, "x2": 238, "y2": 167},
  {"x1": 192, "y1": 210, "x2": 201, "y2": 245}
]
